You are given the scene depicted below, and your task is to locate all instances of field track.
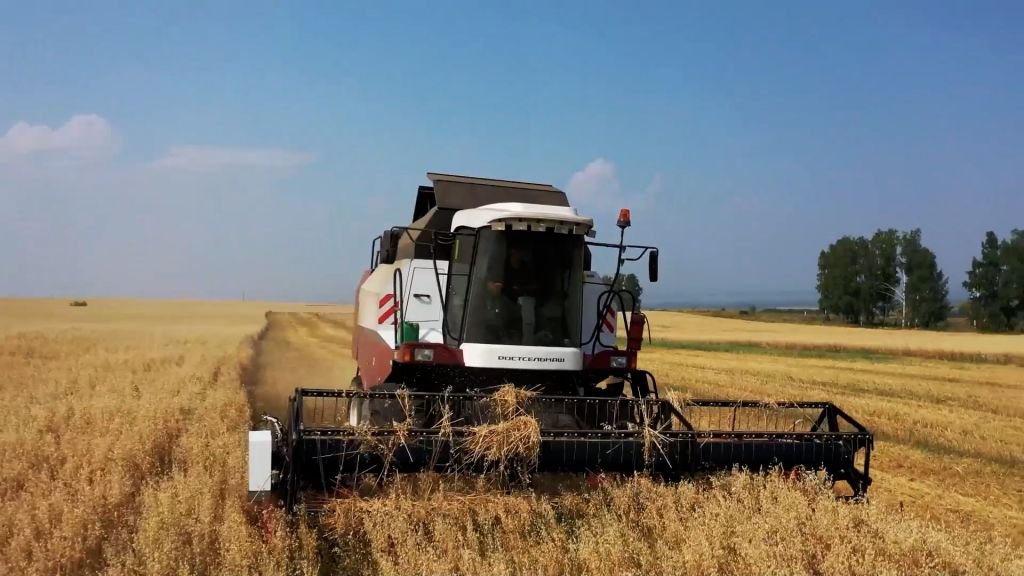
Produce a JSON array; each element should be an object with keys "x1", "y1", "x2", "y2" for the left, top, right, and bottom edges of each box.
[{"x1": 247, "y1": 311, "x2": 357, "y2": 420}]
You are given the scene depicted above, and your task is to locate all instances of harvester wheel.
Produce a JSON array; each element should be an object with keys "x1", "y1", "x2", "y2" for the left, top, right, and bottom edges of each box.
[
  {"x1": 348, "y1": 380, "x2": 418, "y2": 427},
  {"x1": 348, "y1": 397, "x2": 367, "y2": 426},
  {"x1": 348, "y1": 374, "x2": 368, "y2": 426},
  {"x1": 367, "y1": 382, "x2": 412, "y2": 426}
]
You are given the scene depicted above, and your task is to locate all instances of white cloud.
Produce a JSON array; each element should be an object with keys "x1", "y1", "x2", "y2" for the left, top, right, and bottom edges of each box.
[
  {"x1": 566, "y1": 158, "x2": 662, "y2": 211},
  {"x1": 566, "y1": 157, "x2": 621, "y2": 204},
  {"x1": 153, "y1": 145, "x2": 317, "y2": 171},
  {"x1": 0, "y1": 116, "x2": 314, "y2": 173},
  {"x1": 644, "y1": 172, "x2": 663, "y2": 198},
  {"x1": 0, "y1": 114, "x2": 117, "y2": 161},
  {"x1": 636, "y1": 171, "x2": 663, "y2": 210}
]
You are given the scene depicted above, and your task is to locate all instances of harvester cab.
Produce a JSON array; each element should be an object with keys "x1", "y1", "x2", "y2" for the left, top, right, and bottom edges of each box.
[
  {"x1": 348, "y1": 173, "x2": 658, "y2": 400},
  {"x1": 248, "y1": 173, "x2": 873, "y2": 510}
]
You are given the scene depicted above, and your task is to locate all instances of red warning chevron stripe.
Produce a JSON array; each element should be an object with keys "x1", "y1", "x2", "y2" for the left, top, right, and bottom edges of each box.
[
  {"x1": 378, "y1": 293, "x2": 397, "y2": 325},
  {"x1": 601, "y1": 307, "x2": 616, "y2": 333}
]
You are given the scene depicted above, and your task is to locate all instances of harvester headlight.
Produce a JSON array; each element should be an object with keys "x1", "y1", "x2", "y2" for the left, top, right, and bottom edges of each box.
[
  {"x1": 609, "y1": 355, "x2": 628, "y2": 369},
  {"x1": 413, "y1": 347, "x2": 435, "y2": 362}
]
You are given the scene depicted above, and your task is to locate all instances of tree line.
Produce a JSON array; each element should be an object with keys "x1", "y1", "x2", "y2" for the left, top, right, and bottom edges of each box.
[
  {"x1": 817, "y1": 228, "x2": 1023, "y2": 332},
  {"x1": 963, "y1": 230, "x2": 1024, "y2": 332},
  {"x1": 600, "y1": 273, "x2": 643, "y2": 312},
  {"x1": 816, "y1": 229, "x2": 949, "y2": 327}
]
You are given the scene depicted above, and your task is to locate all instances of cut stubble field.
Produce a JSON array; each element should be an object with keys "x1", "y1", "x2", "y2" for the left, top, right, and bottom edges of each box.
[{"x1": 1, "y1": 299, "x2": 1021, "y2": 575}]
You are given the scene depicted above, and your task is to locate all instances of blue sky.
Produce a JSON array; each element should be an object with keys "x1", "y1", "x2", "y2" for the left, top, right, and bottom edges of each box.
[{"x1": 1, "y1": 1, "x2": 1021, "y2": 304}]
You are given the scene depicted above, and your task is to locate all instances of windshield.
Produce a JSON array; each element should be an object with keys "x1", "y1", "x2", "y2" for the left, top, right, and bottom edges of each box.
[{"x1": 449, "y1": 228, "x2": 583, "y2": 347}]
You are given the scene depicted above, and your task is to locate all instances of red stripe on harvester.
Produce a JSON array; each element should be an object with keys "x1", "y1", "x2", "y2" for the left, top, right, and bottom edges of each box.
[
  {"x1": 378, "y1": 305, "x2": 397, "y2": 325},
  {"x1": 379, "y1": 293, "x2": 394, "y2": 307},
  {"x1": 601, "y1": 307, "x2": 616, "y2": 332}
]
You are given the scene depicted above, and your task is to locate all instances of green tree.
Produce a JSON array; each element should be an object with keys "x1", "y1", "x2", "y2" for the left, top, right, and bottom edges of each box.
[
  {"x1": 900, "y1": 229, "x2": 949, "y2": 328},
  {"x1": 817, "y1": 236, "x2": 869, "y2": 324},
  {"x1": 817, "y1": 229, "x2": 949, "y2": 328},
  {"x1": 999, "y1": 230, "x2": 1024, "y2": 331},
  {"x1": 964, "y1": 231, "x2": 1005, "y2": 331},
  {"x1": 967, "y1": 229, "x2": 1024, "y2": 332},
  {"x1": 868, "y1": 229, "x2": 901, "y2": 323},
  {"x1": 600, "y1": 273, "x2": 643, "y2": 311}
]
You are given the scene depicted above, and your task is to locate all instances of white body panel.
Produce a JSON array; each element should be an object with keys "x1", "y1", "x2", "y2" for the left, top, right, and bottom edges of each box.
[
  {"x1": 583, "y1": 271, "x2": 618, "y2": 350},
  {"x1": 451, "y1": 202, "x2": 594, "y2": 232},
  {"x1": 460, "y1": 343, "x2": 583, "y2": 370},
  {"x1": 248, "y1": 430, "x2": 273, "y2": 492},
  {"x1": 356, "y1": 258, "x2": 449, "y2": 347}
]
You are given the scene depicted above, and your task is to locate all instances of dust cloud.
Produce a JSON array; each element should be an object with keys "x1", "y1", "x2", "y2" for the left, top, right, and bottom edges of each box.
[{"x1": 245, "y1": 311, "x2": 357, "y2": 420}]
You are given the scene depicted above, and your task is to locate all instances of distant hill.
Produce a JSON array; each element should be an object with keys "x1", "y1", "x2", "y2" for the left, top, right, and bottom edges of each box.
[{"x1": 647, "y1": 290, "x2": 818, "y2": 310}]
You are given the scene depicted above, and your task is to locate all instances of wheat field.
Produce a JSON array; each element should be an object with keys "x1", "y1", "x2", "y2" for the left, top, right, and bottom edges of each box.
[
  {"x1": 1, "y1": 299, "x2": 1022, "y2": 575},
  {"x1": 642, "y1": 310, "x2": 1024, "y2": 543},
  {"x1": 646, "y1": 311, "x2": 1024, "y2": 361}
]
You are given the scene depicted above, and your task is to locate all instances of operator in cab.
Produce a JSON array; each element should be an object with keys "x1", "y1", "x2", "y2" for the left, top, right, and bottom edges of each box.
[
  {"x1": 481, "y1": 245, "x2": 538, "y2": 344},
  {"x1": 487, "y1": 245, "x2": 537, "y2": 302}
]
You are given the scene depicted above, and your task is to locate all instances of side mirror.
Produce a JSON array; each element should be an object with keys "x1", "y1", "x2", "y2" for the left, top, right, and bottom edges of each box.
[{"x1": 648, "y1": 249, "x2": 659, "y2": 282}]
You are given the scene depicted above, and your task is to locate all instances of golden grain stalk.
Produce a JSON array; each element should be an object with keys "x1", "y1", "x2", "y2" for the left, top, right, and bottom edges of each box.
[
  {"x1": 463, "y1": 415, "x2": 541, "y2": 472},
  {"x1": 489, "y1": 382, "x2": 537, "y2": 420},
  {"x1": 462, "y1": 384, "x2": 541, "y2": 476}
]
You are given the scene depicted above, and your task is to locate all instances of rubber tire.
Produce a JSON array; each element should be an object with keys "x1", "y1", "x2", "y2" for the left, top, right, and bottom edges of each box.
[
  {"x1": 367, "y1": 382, "x2": 408, "y2": 427},
  {"x1": 348, "y1": 378, "x2": 408, "y2": 427},
  {"x1": 348, "y1": 374, "x2": 368, "y2": 427}
]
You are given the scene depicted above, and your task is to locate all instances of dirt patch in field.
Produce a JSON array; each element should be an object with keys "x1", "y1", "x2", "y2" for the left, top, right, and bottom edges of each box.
[{"x1": 245, "y1": 311, "x2": 358, "y2": 420}]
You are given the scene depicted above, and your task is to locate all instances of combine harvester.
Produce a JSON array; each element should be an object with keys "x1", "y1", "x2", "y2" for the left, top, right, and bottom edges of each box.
[{"x1": 249, "y1": 173, "x2": 873, "y2": 508}]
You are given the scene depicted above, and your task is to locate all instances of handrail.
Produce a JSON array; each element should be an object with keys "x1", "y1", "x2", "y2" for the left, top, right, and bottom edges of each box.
[{"x1": 391, "y1": 267, "x2": 404, "y2": 346}]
